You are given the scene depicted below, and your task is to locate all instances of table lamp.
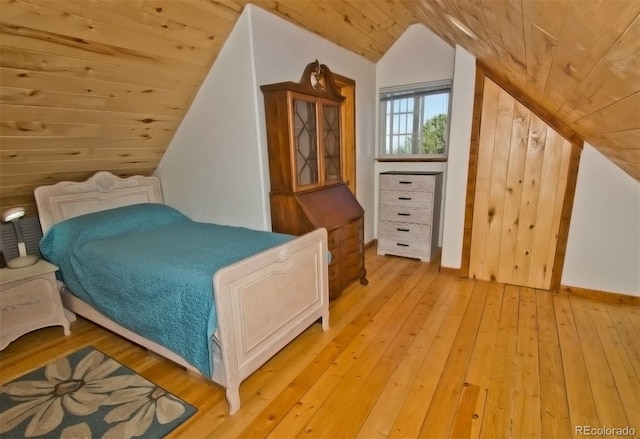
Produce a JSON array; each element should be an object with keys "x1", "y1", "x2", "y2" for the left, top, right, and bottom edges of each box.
[{"x1": 2, "y1": 207, "x2": 39, "y2": 269}]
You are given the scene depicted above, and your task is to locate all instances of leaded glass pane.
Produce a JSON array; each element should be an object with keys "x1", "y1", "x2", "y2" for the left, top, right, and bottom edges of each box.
[
  {"x1": 294, "y1": 99, "x2": 318, "y2": 186},
  {"x1": 323, "y1": 104, "x2": 341, "y2": 182}
]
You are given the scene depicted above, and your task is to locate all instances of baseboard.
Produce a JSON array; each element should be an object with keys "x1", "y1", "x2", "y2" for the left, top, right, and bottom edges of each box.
[
  {"x1": 364, "y1": 239, "x2": 377, "y2": 250},
  {"x1": 559, "y1": 285, "x2": 640, "y2": 306},
  {"x1": 439, "y1": 266, "x2": 461, "y2": 276}
]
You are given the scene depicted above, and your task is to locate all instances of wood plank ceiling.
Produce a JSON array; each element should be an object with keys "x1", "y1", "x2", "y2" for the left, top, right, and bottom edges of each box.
[{"x1": 1, "y1": 0, "x2": 639, "y2": 215}]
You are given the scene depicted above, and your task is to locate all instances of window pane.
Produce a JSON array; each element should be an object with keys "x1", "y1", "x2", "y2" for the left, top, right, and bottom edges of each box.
[
  {"x1": 380, "y1": 84, "x2": 451, "y2": 157},
  {"x1": 421, "y1": 92, "x2": 449, "y2": 154}
]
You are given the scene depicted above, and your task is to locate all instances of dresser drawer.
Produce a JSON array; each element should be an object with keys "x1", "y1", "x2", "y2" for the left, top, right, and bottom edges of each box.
[
  {"x1": 379, "y1": 205, "x2": 433, "y2": 225},
  {"x1": 380, "y1": 190, "x2": 433, "y2": 209},
  {"x1": 377, "y1": 238, "x2": 430, "y2": 260},
  {"x1": 379, "y1": 221, "x2": 431, "y2": 242},
  {"x1": 380, "y1": 174, "x2": 435, "y2": 193}
]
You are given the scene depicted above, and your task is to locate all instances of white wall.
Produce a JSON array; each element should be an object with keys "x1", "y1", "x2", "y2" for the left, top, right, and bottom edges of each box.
[
  {"x1": 377, "y1": 24, "x2": 455, "y2": 87},
  {"x1": 440, "y1": 46, "x2": 475, "y2": 269},
  {"x1": 562, "y1": 144, "x2": 640, "y2": 296},
  {"x1": 373, "y1": 24, "x2": 457, "y2": 247},
  {"x1": 157, "y1": 5, "x2": 377, "y2": 240},
  {"x1": 155, "y1": 10, "x2": 263, "y2": 228}
]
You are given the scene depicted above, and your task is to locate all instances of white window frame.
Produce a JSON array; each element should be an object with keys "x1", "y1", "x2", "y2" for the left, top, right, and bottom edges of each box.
[{"x1": 378, "y1": 80, "x2": 452, "y2": 160}]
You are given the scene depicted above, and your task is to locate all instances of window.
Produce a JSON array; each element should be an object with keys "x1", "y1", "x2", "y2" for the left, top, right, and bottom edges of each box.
[{"x1": 379, "y1": 80, "x2": 452, "y2": 159}]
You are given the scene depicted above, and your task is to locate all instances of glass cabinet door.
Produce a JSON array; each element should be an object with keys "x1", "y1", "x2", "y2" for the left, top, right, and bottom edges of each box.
[
  {"x1": 322, "y1": 102, "x2": 342, "y2": 183},
  {"x1": 293, "y1": 98, "x2": 319, "y2": 188}
]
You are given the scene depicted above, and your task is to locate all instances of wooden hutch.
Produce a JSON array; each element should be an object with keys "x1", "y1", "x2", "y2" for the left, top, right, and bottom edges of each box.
[{"x1": 261, "y1": 60, "x2": 367, "y2": 300}]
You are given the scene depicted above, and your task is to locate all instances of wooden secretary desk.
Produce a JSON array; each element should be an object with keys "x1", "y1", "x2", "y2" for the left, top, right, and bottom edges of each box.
[{"x1": 261, "y1": 60, "x2": 367, "y2": 300}]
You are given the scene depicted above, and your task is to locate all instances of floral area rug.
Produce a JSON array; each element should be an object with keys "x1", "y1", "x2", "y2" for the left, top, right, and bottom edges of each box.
[{"x1": 0, "y1": 346, "x2": 196, "y2": 438}]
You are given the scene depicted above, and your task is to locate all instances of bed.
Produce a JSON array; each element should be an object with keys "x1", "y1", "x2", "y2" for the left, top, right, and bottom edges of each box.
[{"x1": 34, "y1": 171, "x2": 329, "y2": 415}]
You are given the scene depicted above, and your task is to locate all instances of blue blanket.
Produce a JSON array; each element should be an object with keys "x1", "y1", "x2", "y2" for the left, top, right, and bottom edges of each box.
[{"x1": 39, "y1": 203, "x2": 292, "y2": 376}]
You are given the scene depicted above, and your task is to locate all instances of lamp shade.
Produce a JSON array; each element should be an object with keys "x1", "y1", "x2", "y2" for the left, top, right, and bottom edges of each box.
[
  {"x1": 2, "y1": 207, "x2": 25, "y2": 223},
  {"x1": 1, "y1": 207, "x2": 38, "y2": 268}
]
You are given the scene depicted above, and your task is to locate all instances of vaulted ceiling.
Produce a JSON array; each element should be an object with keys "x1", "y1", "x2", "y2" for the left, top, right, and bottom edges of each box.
[{"x1": 1, "y1": 0, "x2": 639, "y2": 215}]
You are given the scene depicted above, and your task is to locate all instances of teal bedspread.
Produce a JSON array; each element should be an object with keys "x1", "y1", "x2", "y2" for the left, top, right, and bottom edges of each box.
[{"x1": 39, "y1": 203, "x2": 292, "y2": 377}]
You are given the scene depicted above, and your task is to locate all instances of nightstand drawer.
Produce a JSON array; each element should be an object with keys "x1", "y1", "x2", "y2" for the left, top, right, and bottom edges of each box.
[
  {"x1": 0, "y1": 260, "x2": 71, "y2": 350},
  {"x1": 1, "y1": 279, "x2": 59, "y2": 330}
]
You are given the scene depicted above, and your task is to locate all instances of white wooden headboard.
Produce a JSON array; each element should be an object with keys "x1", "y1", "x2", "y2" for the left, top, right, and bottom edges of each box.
[{"x1": 34, "y1": 171, "x2": 163, "y2": 234}]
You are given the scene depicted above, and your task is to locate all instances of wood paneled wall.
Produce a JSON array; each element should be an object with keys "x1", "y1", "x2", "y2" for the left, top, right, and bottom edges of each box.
[
  {"x1": 469, "y1": 78, "x2": 575, "y2": 290},
  {"x1": 1, "y1": 1, "x2": 638, "y2": 216},
  {"x1": 0, "y1": 0, "x2": 236, "y2": 214},
  {"x1": 462, "y1": 67, "x2": 583, "y2": 291}
]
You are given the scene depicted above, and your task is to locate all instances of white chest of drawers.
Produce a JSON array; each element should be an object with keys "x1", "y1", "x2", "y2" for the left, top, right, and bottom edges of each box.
[{"x1": 377, "y1": 172, "x2": 443, "y2": 262}]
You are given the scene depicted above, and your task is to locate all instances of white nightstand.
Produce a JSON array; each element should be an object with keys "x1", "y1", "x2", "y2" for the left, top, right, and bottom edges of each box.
[{"x1": 0, "y1": 259, "x2": 71, "y2": 350}]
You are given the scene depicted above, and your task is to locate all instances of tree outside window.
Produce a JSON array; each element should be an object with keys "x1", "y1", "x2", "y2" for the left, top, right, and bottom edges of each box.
[{"x1": 422, "y1": 113, "x2": 447, "y2": 154}]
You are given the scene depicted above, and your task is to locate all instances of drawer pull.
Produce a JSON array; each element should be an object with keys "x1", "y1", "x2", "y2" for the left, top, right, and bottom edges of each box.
[
  {"x1": 397, "y1": 228, "x2": 410, "y2": 232},
  {"x1": 397, "y1": 213, "x2": 411, "y2": 216},
  {"x1": 398, "y1": 197, "x2": 412, "y2": 200},
  {"x1": 396, "y1": 243, "x2": 409, "y2": 247},
  {"x1": 399, "y1": 181, "x2": 413, "y2": 185}
]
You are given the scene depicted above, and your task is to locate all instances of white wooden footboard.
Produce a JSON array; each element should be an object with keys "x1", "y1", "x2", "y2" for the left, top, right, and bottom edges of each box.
[{"x1": 213, "y1": 227, "x2": 330, "y2": 414}]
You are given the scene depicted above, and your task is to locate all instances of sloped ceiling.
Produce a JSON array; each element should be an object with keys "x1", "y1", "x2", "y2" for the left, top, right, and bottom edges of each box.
[{"x1": 1, "y1": 0, "x2": 639, "y2": 215}]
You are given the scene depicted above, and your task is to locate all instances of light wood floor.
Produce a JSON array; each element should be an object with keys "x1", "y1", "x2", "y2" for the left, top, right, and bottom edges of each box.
[{"x1": 1, "y1": 248, "x2": 638, "y2": 438}]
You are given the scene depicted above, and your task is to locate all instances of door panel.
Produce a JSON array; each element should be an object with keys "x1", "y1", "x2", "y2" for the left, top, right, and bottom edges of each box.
[
  {"x1": 469, "y1": 78, "x2": 572, "y2": 290},
  {"x1": 334, "y1": 74, "x2": 356, "y2": 195},
  {"x1": 496, "y1": 101, "x2": 531, "y2": 284}
]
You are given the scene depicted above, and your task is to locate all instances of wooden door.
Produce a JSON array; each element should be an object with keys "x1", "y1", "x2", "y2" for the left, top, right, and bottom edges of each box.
[
  {"x1": 334, "y1": 74, "x2": 356, "y2": 196},
  {"x1": 468, "y1": 79, "x2": 573, "y2": 290}
]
